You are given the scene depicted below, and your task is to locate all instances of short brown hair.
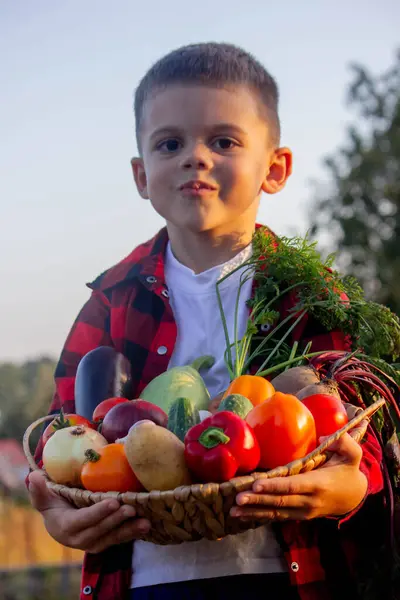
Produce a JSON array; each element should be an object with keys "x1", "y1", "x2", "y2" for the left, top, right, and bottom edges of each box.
[{"x1": 134, "y1": 42, "x2": 280, "y2": 150}]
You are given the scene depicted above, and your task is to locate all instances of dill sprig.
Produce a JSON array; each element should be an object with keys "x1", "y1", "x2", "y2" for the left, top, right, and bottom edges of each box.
[{"x1": 216, "y1": 227, "x2": 400, "y2": 379}]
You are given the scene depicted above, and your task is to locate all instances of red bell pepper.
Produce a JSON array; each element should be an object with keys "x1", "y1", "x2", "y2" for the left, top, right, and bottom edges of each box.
[{"x1": 184, "y1": 411, "x2": 260, "y2": 483}]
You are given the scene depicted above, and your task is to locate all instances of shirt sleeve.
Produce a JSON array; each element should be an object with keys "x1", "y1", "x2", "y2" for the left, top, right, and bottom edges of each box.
[
  {"x1": 335, "y1": 426, "x2": 384, "y2": 524},
  {"x1": 32, "y1": 289, "x2": 113, "y2": 468}
]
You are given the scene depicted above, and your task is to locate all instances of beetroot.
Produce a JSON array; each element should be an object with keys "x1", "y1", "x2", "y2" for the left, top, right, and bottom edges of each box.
[
  {"x1": 101, "y1": 400, "x2": 168, "y2": 443},
  {"x1": 270, "y1": 366, "x2": 320, "y2": 396}
]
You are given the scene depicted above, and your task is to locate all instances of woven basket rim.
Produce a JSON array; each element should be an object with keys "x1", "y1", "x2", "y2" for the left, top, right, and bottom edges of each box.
[{"x1": 23, "y1": 398, "x2": 384, "y2": 500}]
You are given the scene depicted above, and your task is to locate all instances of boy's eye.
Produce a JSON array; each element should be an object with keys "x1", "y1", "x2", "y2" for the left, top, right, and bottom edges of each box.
[
  {"x1": 213, "y1": 138, "x2": 238, "y2": 150},
  {"x1": 156, "y1": 139, "x2": 181, "y2": 153}
]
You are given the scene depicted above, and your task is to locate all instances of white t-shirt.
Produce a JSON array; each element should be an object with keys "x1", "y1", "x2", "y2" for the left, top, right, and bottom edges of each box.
[{"x1": 131, "y1": 243, "x2": 286, "y2": 588}]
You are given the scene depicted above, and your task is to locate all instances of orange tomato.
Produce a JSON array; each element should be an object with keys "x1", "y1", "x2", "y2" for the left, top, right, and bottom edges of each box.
[
  {"x1": 223, "y1": 375, "x2": 275, "y2": 407},
  {"x1": 81, "y1": 443, "x2": 143, "y2": 493},
  {"x1": 246, "y1": 392, "x2": 316, "y2": 469}
]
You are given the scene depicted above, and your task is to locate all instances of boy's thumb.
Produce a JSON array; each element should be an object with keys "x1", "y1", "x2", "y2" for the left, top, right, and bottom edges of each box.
[{"x1": 28, "y1": 470, "x2": 57, "y2": 512}]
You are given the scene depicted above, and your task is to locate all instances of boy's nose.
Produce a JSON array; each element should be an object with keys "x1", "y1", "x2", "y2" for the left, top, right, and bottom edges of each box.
[{"x1": 180, "y1": 144, "x2": 213, "y2": 170}]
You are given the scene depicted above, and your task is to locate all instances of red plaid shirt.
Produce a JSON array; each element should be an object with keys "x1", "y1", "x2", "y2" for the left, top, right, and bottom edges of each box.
[{"x1": 34, "y1": 226, "x2": 385, "y2": 600}]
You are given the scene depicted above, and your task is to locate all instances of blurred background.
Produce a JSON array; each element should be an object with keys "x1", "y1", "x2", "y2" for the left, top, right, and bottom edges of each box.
[{"x1": 0, "y1": 1, "x2": 399, "y2": 597}]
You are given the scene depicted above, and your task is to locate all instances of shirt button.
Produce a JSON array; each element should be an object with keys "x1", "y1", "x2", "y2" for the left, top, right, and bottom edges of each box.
[
  {"x1": 82, "y1": 586, "x2": 92, "y2": 595},
  {"x1": 157, "y1": 346, "x2": 168, "y2": 355},
  {"x1": 290, "y1": 562, "x2": 299, "y2": 572},
  {"x1": 161, "y1": 289, "x2": 169, "y2": 298},
  {"x1": 146, "y1": 276, "x2": 157, "y2": 284},
  {"x1": 260, "y1": 323, "x2": 271, "y2": 333}
]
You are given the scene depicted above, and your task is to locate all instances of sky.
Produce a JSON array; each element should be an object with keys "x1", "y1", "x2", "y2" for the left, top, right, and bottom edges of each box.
[{"x1": 1, "y1": 0, "x2": 399, "y2": 362}]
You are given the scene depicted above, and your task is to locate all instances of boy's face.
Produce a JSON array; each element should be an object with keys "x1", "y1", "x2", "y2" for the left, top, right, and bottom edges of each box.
[{"x1": 132, "y1": 85, "x2": 291, "y2": 236}]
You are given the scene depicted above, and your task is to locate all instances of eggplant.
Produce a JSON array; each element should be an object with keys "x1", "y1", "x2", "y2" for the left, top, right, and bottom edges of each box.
[{"x1": 74, "y1": 346, "x2": 132, "y2": 420}]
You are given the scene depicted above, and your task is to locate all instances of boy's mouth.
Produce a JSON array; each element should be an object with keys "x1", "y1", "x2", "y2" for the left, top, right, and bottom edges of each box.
[{"x1": 180, "y1": 180, "x2": 217, "y2": 191}]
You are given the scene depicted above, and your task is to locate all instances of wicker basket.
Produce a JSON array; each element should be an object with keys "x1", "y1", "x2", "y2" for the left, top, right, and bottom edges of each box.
[{"x1": 23, "y1": 399, "x2": 384, "y2": 545}]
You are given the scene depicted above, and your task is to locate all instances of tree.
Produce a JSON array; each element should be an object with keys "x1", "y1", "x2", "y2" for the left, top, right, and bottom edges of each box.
[
  {"x1": 0, "y1": 358, "x2": 56, "y2": 443},
  {"x1": 310, "y1": 49, "x2": 400, "y2": 315}
]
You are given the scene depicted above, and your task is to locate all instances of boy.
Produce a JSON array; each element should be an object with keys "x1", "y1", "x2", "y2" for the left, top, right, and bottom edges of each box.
[{"x1": 29, "y1": 43, "x2": 386, "y2": 600}]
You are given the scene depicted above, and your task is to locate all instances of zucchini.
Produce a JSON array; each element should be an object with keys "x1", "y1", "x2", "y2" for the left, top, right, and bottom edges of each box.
[
  {"x1": 168, "y1": 397, "x2": 200, "y2": 442},
  {"x1": 217, "y1": 394, "x2": 253, "y2": 419}
]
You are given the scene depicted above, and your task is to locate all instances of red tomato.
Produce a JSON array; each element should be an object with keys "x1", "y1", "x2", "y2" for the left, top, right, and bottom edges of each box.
[
  {"x1": 92, "y1": 397, "x2": 130, "y2": 424},
  {"x1": 246, "y1": 392, "x2": 316, "y2": 469},
  {"x1": 42, "y1": 413, "x2": 94, "y2": 445},
  {"x1": 300, "y1": 394, "x2": 348, "y2": 439}
]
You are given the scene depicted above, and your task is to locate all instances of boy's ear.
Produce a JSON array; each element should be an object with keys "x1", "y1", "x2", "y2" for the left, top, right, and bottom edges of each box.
[
  {"x1": 261, "y1": 147, "x2": 293, "y2": 195},
  {"x1": 131, "y1": 157, "x2": 149, "y2": 199}
]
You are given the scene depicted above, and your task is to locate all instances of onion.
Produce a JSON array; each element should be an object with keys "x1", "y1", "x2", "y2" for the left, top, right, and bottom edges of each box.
[
  {"x1": 101, "y1": 400, "x2": 168, "y2": 443},
  {"x1": 43, "y1": 425, "x2": 108, "y2": 487},
  {"x1": 270, "y1": 366, "x2": 320, "y2": 396}
]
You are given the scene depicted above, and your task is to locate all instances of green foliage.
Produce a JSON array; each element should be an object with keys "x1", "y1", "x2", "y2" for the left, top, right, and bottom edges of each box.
[
  {"x1": 310, "y1": 49, "x2": 400, "y2": 316},
  {"x1": 0, "y1": 357, "x2": 56, "y2": 442},
  {"x1": 0, "y1": 566, "x2": 81, "y2": 600}
]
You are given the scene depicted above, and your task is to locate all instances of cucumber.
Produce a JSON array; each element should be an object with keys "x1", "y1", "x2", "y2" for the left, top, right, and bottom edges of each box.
[
  {"x1": 217, "y1": 394, "x2": 253, "y2": 419},
  {"x1": 168, "y1": 397, "x2": 200, "y2": 442}
]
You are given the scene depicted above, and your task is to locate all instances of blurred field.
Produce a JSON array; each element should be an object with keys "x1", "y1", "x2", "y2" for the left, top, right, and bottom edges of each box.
[
  {"x1": 0, "y1": 495, "x2": 83, "y2": 599},
  {"x1": 0, "y1": 496, "x2": 83, "y2": 569},
  {"x1": 0, "y1": 565, "x2": 82, "y2": 600}
]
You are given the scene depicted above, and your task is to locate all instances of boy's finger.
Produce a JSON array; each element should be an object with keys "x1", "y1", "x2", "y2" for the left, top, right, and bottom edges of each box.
[
  {"x1": 65, "y1": 499, "x2": 123, "y2": 535},
  {"x1": 236, "y1": 492, "x2": 312, "y2": 509},
  {"x1": 249, "y1": 474, "x2": 316, "y2": 496},
  {"x1": 73, "y1": 504, "x2": 137, "y2": 545},
  {"x1": 86, "y1": 518, "x2": 151, "y2": 554}
]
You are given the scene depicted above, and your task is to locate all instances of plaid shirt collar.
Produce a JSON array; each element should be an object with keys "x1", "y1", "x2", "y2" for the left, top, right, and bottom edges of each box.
[{"x1": 87, "y1": 223, "x2": 272, "y2": 294}]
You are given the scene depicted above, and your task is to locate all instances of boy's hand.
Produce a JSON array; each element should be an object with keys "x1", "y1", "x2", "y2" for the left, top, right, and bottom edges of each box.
[
  {"x1": 28, "y1": 471, "x2": 151, "y2": 553},
  {"x1": 231, "y1": 432, "x2": 368, "y2": 521}
]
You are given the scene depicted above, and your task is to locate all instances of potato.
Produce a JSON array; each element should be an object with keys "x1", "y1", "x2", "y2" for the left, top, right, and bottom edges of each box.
[{"x1": 124, "y1": 420, "x2": 192, "y2": 491}]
